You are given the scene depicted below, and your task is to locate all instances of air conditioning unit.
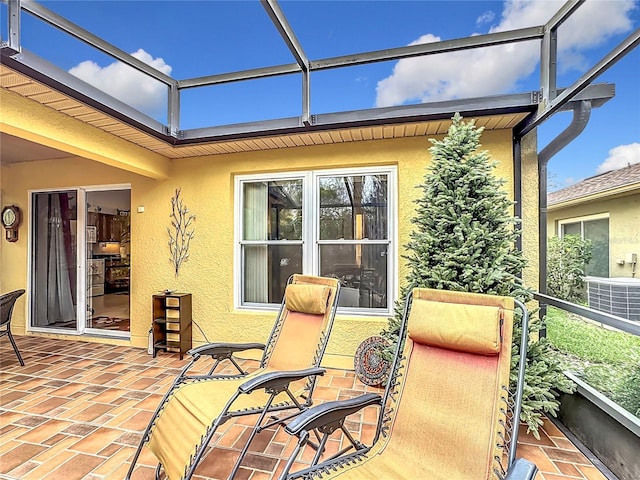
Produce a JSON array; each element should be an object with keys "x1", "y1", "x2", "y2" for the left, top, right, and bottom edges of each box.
[{"x1": 585, "y1": 277, "x2": 640, "y2": 322}]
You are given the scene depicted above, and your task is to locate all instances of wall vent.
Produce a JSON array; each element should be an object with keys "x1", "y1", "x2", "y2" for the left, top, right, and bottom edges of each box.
[{"x1": 586, "y1": 277, "x2": 640, "y2": 322}]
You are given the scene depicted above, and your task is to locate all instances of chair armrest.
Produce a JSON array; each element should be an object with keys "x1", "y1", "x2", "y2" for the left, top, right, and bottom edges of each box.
[
  {"x1": 188, "y1": 342, "x2": 265, "y2": 359},
  {"x1": 238, "y1": 367, "x2": 326, "y2": 394},
  {"x1": 504, "y1": 458, "x2": 538, "y2": 480},
  {"x1": 285, "y1": 393, "x2": 382, "y2": 435}
]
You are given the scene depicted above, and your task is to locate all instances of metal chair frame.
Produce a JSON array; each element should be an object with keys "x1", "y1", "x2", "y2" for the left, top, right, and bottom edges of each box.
[
  {"x1": 126, "y1": 275, "x2": 340, "y2": 480},
  {"x1": 278, "y1": 289, "x2": 537, "y2": 480},
  {"x1": 0, "y1": 289, "x2": 26, "y2": 366}
]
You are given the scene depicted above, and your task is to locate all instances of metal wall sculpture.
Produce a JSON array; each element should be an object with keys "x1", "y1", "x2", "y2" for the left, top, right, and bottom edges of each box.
[{"x1": 167, "y1": 188, "x2": 195, "y2": 277}]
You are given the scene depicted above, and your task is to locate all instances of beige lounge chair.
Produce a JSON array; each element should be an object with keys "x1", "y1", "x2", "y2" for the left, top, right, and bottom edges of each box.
[
  {"x1": 278, "y1": 287, "x2": 537, "y2": 480},
  {"x1": 126, "y1": 274, "x2": 340, "y2": 480}
]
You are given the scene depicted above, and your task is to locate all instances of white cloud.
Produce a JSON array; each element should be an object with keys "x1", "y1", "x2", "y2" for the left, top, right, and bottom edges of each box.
[
  {"x1": 69, "y1": 49, "x2": 172, "y2": 118},
  {"x1": 476, "y1": 10, "x2": 496, "y2": 26},
  {"x1": 596, "y1": 143, "x2": 640, "y2": 173},
  {"x1": 375, "y1": 0, "x2": 636, "y2": 107}
]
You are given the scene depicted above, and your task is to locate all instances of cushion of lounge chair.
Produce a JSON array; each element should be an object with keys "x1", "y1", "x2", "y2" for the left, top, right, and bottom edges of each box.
[
  {"x1": 285, "y1": 284, "x2": 332, "y2": 314},
  {"x1": 408, "y1": 299, "x2": 502, "y2": 355},
  {"x1": 147, "y1": 305, "x2": 329, "y2": 480}
]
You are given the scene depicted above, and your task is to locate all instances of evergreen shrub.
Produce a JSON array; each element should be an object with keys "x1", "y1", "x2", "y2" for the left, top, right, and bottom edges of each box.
[{"x1": 381, "y1": 114, "x2": 574, "y2": 437}]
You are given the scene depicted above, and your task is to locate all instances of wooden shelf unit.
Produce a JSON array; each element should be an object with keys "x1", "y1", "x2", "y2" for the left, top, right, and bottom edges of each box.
[{"x1": 152, "y1": 293, "x2": 192, "y2": 359}]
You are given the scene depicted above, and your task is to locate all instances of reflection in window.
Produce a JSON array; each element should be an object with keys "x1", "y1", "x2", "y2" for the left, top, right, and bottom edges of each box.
[
  {"x1": 319, "y1": 175, "x2": 389, "y2": 309},
  {"x1": 238, "y1": 169, "x2": 394, "y2": 312},
  {"x1": 242, "y1": 179, "x2": 303, "y2": 303},
  {"x1": 560, "y1": 217, "x2": 609, "y2": 277},
  {"x1": 319, "y1": 244, "x2": 388, "y2": 309},
  {"x1": 319, "y1": 175, "x2": 388, "y2": 240}
]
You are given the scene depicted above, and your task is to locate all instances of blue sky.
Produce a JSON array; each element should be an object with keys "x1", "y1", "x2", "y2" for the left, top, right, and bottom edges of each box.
[{"x1": 4, "y1": 0, "x2": 639, "y2": 191}]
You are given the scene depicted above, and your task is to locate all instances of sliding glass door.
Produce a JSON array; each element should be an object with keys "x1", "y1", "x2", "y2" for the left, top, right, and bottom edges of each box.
[
  {"x1": 85, "y1": 188, "x2": 131, "y2": 337},
  {"x1": 30, "y1": 187, "x2": 131, "y2": 337},
  {"x1": 31, "y1": 190, "x2": 81, "y2": 332}
]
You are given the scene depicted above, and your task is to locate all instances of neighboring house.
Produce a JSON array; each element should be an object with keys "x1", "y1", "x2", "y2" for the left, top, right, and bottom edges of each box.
[{"x1": 547, "y1": 162, "x2": 640, "y2": 279}]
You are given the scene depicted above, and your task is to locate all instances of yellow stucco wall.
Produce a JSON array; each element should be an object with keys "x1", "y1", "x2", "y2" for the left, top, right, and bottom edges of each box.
[
  {"x1": 520, "y1": 131, "x2": 540, "y2": 291},
  {"x1": 1, "y1": 120, "x2": 539, "y2": 365},
  {"x1": 547, "y1": 192, "x2": 640, "y2": 278},
  {"x1": 0, "y1": 158, "x2": 157, "y2": 346},
  {"x1": 0, "y1": 89, "x2": 170, "y2": 180}
]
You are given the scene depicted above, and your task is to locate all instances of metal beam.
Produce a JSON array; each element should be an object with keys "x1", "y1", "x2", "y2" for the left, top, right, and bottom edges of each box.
[
  {"x1": 20, "y1": 0, "x2": 175, "y2": 86},
  {"x1": 168, "y1": 83, "x2": 180, "y2": 138},
  {"x1": 545, "y1": 0, "x2": 584, "y2": 31},
  {"x1": 260, "y1": 0, "x2": 308, "y2": 70},
  {"x1": 301, "y1": 70, "x2": 311, "y2": 126},
  {"x1": 178, "y1": 63, "x2": 301, "y2": 89},
  {"x1": 173, "y1": 25, "x2": 546, "y2": 100},
  {"x1": 260, "y1": 0, "x2": 310, "y2": 125},
  {"x1": 1, "y1": 49, "x2": 172, "y2": 141},
  {"x1": 177, "y1": 83, "x2": 612, "y2": 146},
  {"x1": 4, "y1": 0, "x2": 21, "y2": 54},
  {"x1": 180, "y1": 116, "x2": 302, "y2": 142},
  {"x1": 540, "y1": 1, "x2": 584, "y2": 107},
  {"x1": 540, "y1": 26, "x2": 558, "y2": 105},
  {"x1": 310, "y1": 26, "x2": 544, "y2": 70},
  {"x1": 520, "y1": 27, "x2": 640, "y2": 135},
  {"x1": 315, "y1": 91, "x2": 539, "y2": 126},
  {"x1": 534, "y1": 293, "x2": 640, "y2": 337},
  {"x1": 179, "y1": 91, "x2": 543, "y2": 143},
  {"x1": 172, "y1": 26, "x2": 544, "y2": 89}
]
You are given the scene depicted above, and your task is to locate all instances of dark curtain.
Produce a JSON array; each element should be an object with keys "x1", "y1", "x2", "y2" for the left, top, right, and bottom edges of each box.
[{"x1": 33, "y1": 192, "x2": 76, "y2": 327}]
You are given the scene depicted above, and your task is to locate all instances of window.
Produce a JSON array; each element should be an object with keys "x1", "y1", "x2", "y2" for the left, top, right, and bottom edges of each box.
[
  {"x1": 559, "y1": 214, "x2": 609, "y2": 277},
  {"x1": 236, "y1": 167, "x2": 396, "y2": 314}
]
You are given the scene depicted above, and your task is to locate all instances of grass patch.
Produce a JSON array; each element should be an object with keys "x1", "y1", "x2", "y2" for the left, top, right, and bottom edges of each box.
[
  {"x1": 545, "y1": 307, "x2": 640, "y2": 417},
  {"x1": 546, "y1": 307, "x2": 640, "y2": 364}
]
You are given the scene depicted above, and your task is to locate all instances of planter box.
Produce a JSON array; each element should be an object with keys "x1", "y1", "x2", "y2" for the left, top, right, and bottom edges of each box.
[{"x1": 557, "y1": 373, "x2": 640, "y2": 480}]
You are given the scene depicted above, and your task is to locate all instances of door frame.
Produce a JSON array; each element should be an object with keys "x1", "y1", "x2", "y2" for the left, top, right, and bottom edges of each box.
[
  {"x1": 84, "y1": 185, "x2": 131, "y2": 339},
  {"x1": 27, "y1": 184, "x2": 131, "y2": 338}
]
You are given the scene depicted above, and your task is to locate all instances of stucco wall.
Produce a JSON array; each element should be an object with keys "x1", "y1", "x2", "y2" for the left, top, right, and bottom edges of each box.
[
  {"x1": 520, "y1": 131, "x2": 540, "y2": 291},
  {"x1": 1, "y1": 125, "x2": 538, "y2": 365},
  {"x1": 547, "y1": 192, "x2": 640, "y2": 278},
  {"x1": 0, "y1": 158, "x2": 156, "y2": 347},
  {"x1": 0, "y1": 89, "x2": 170, "y2": 179}
]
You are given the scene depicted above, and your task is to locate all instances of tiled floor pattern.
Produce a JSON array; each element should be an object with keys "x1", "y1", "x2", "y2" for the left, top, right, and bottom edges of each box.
[{"x1": 0, "y1": 336, "x2": 608, "y2": 480}]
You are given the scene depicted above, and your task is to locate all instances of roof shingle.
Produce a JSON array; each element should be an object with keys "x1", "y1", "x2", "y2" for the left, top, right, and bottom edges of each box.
[{"x1": 548, "y1": 162, "x2": 640, "y2": 205}]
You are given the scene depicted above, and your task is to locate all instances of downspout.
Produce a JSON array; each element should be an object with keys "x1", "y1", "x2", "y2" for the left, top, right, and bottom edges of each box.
[{"x1": 537, "y1": 99, "x2": 592, "y2": 335}]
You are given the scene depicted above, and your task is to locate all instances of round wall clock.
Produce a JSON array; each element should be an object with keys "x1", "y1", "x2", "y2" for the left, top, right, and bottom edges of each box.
[{"x1": 2, "y1": 205, "x2": 21, "y2": 242}]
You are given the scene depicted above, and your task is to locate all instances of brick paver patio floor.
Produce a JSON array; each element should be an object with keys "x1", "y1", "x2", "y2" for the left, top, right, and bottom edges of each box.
[{"x1": 0, "y1": 336, "x2": 609, "y2": 480}]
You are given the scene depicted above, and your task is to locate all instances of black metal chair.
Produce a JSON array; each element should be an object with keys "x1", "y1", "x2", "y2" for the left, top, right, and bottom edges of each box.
[{"x1": 0, "y1": 289, "x2": 26, "y2": 366}]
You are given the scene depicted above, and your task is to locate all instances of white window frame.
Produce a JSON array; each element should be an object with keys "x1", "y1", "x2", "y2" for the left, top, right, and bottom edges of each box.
[
  {"x1": 234, "y1": 166, "x2": 397, "y2": 316},
  {"x1": 558, "y1": 212, "x2": 610, "y2": 238}
]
